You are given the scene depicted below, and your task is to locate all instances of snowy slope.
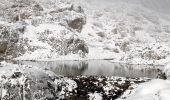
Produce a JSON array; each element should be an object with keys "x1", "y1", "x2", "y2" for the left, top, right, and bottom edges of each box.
[
  {"x1": 73, "y1": 0, "x2": 170, "y2": 65},
  {"x1": 0, "y1": 0, "x2": 170, "y2": 65},
  {"x1": 117, "y1": 79, "x2": 170, "y2": 100}
]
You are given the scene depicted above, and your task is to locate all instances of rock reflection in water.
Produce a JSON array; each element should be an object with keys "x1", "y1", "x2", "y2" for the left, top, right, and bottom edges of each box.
[{"x1": 18, "y1": 60, "x2": 162, "y2": 78}]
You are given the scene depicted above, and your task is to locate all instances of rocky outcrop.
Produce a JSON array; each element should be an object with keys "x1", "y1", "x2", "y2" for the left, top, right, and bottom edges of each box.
[
  {"x1": 66, "y1": 37, "x2": 89, "y2": 56},
  {"x1": 0, "y1": 62, "x2": 77, "y2": 100},
  {"x1": 49, "y1": 5, "x2": 86, "y2": 32},
  {"x1": 0, "y1": 0, "x2": 88, "y2": 60},
  {"x1": 0, "y1": 41, "x2": 7, "y2": 54},
  {"x1": 142, "y1": 50, "x2": 162, "y2": 60},
  {"x1": 67, "y1": 17, "x2": 86, "y2": 32}
]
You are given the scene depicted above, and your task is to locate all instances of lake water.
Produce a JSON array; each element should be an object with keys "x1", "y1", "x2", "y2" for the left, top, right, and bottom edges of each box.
[{"x1": 16, "y1": 60, "x2": 163, "y2": 78}]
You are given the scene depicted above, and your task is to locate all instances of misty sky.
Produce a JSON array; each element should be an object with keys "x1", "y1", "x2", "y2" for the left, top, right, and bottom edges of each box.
[{"x1": 88, "y1": 0, "x2": 170, "y2": 15}]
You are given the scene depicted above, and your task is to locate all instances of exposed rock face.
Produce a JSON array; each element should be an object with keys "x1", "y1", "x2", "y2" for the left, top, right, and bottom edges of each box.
[
  {"x1": 66, "y1": 37, "x2": 89, "y2": 56},
  {"x1": 142, "y1": 50, "x2": 162, "y2": 60},
  {"x1": 0, "y1": 24, "x2": 31, "y2": 58},
  {"x1": 0, "y1": 41, "x2": 7, "y2": 54},
  {"x1": 0, "y1": 0, "x2": 88, "y2": 60},
  {"x1": 36, "y1": 29, "x2": 88, "y2": 57},
  {"x1": 67, "y1": 17, "x2": 86, "y2": 32}
]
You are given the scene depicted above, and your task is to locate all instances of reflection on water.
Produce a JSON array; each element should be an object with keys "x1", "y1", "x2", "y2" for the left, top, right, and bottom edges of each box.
[{"x1": 17, "y1": 60, "x2": 162, "y2": 78}]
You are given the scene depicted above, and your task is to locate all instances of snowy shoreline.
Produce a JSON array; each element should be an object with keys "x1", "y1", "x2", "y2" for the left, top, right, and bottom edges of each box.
[
  {"x1": 0, "y1": 61, "x2": 151, "y2": 100},
  {"x1": 0, "y1": 61, "x2": 169, "y2": 100}
]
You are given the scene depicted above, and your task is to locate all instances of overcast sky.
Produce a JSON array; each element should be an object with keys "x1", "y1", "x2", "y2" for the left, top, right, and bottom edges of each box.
[{"x1": 87, "y1": 0, "x2": 170, "y2": 15}]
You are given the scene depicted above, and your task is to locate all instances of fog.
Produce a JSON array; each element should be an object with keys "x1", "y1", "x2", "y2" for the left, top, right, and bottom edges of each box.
[{"x1": 87, "y1": 0, "x2": 170, "y2": 15}]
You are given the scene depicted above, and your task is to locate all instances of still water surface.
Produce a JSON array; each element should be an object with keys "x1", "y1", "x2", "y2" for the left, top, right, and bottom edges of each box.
[{"x1": 17, "y1": 60, "x2": 162, "y2": 78}]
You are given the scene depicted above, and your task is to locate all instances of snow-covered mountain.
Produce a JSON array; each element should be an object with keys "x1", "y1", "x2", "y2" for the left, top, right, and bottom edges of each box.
[
  {"x1": 0, "y1": 0, "x2": 170, "y2": 65},
  {"x1": 72, "y1": 0, "x2": 170, "y2": 65}
]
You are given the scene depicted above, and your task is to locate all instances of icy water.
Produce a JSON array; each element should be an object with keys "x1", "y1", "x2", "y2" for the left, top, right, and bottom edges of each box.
[{"x1": 16, "y1": 60, "x2": 162, "y2": 78}]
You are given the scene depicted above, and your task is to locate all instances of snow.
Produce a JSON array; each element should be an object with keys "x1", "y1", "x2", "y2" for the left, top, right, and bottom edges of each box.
[
  {"x1": 0, "y1": 61, "x2": 78, "y2": 99},
  {"x1": 88, "y1": 93, "x2": 102, "y2": 100},
  {"x1": 72, "y1": 0, "x2": 170, "y2": 65},
  {"x1": 159, "y1": 89, "x2": 170, "y2": 100},
  {"x1": 118, "y1": 79, "x2": 170, "y2": 100},
  {"x1": 1, "y1": 0, "x2": 169, "y2": 66},
  {"x1": 116, "y1": 63, "x2": 170, "y2": 100},
  {"x1": 1, "y1": 0, "x2": 170, "y2": 99},
  {"x1": 164, "y1": 63, "x2": 170, "y2": 79}
]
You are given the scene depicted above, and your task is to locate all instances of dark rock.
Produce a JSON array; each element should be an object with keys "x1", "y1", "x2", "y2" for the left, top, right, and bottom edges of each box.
[
  {"x1": 96, "y1": 32, "x2": 105, "y2": 37},
  {"x1": 157, "y1": 69, "x2": 167, "y2": 80},
  {"x1": 64, "y1": 76, "x2": 150, "y2": 100},
  {"x1": 11, "y1": 72, "x2": 22, "y2": 78},
  {"x1": 0, "y1": 41, "x2": 8, "y2": 54},
  {"x1": 120, "y1": 41, "x2": 130, "y2": 52},
  {"x1": 33, "y1": 4, "x2": 43, "y2": 11},
  {"x1": 142, "y1": 50, "x2": 163, "y2": 60},
  {"x1": 67, "y1": 18, "x2": 85, "y2": 32},
  {"x1": 66, "y1": 38, "x2": 89, "y2": 56}
]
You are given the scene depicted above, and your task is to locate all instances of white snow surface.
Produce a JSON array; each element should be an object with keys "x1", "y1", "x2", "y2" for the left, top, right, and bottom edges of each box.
[
  {"x1": 117, "y1": 79, "x2": 170, "y2": 100},
  {"x1": 164, "y1": 63, "x2": 170, "y2": 79},
  {"x1": 73, "y1": 0, "x2": 170, "y2": 65},
  {"x1": 88, "y1": 93, "x2": 102, "y2": 100}
]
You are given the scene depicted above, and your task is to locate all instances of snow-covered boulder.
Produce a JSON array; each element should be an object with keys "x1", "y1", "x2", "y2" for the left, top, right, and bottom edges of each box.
[
  {"x1": 0, "y1": 62, "x2": 77, "y2": 100},
  {"x1": 164, "y1": 63, "x2": 170, "y2": 79},
  {"x1": 121, "y1": 79, "x2": 170, "y2": 100}
]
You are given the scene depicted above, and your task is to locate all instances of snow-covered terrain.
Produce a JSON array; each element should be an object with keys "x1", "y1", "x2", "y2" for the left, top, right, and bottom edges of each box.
[
  {"x1": 118, "y1": 79, "x2": 170, "y2": 100},
  {"x1": 74, "y1": 0, "x2": 170, "y2": 65},
  {"x1": 116, "y1": 63, "x2": 170, "y2": 100},
  {"x1": 1, "y1": 0, "x2": 170, "y2": 100},
  {"x1": 0, "y1": 61, "x2": 77, "y2": 100},
  {"x1": 0, "y1": 61, "x2": 151, "y2": 100},
  {"x1": 0, "y1": 0, "x2": 170, "y2": 65}
]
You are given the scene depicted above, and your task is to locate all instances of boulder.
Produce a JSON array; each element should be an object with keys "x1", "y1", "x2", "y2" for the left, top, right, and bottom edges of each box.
[
  {"x1": 142, "y1": 50, "x2": 162, "y2": 60},
  {"x1": 67, "y1": 17, "x2": 85, "y2": 32},
  {"x1": 0, "y1": 62, "x2": 77, "y2": 100},
  {"x1": 0, "y1": 41, "x2": 7, "y2": 54},
  {"x1": 66, "y1": 37, "x2": 89, "y2": 56}
]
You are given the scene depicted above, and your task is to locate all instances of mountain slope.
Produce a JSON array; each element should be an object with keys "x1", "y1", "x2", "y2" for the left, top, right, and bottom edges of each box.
[{"x1": 0, "y1": 0, "x2": 170, "y2": 65}]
